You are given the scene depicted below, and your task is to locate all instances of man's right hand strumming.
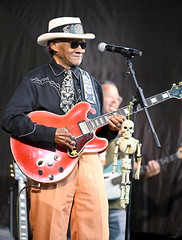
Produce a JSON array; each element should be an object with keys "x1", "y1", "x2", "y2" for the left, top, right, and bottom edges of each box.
[{"x1": 55, "y1": 127, "x2": 76, "y2": 150}]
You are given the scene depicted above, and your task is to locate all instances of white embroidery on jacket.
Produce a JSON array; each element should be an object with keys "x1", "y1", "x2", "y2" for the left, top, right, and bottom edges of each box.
[{"x1": 30, "y1": 77, "x2": 61, "y2": 97}]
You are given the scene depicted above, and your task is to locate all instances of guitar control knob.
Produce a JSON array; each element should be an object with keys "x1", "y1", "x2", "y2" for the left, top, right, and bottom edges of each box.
[
  {"x1": 49, "y1": 175, "x2": 54, "y2": 180},
  {"x1": 47, "y1": 161, "x2": 53, "y2": 166},
  {"x1": 59, "y1": 167, "x2": 64, "y2": 173},
  {"x1": 54, "y1": 154, "x2": 60, "y2": 161},
  {"x1": 38, "y1": 169, "x2": 43, "y2": 175}
]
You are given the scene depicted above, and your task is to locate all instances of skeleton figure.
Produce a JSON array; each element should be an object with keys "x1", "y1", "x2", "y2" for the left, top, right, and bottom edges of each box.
[{"x1": 113, "y1": 119, "x2": 142, "y2": 208}]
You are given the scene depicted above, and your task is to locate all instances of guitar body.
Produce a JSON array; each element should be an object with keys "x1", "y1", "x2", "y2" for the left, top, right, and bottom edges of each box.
[
  {"x1": 103, "y1": 146, "x2": 182, "y2": 201},
  {"x1": 10, "y1": 102, "x2": 108, "y2": 183},
  {"x1": 104, "y1": 160, "x2": 122, "y2": 200}
]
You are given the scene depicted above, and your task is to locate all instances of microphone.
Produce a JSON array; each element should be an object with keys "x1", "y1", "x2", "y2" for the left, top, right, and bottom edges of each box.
[{"x1": 98, "y1": 42, "x2": 142, "y2": 57}]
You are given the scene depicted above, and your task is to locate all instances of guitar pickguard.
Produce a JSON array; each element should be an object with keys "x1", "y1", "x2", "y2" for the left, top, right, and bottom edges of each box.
[{"x1": 68, "y1": 132, "x2": 94, "y2": 157}]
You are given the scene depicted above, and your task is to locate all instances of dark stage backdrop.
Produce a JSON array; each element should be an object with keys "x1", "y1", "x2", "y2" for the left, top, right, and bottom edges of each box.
[{"x1": 0, "y1": 0, "x2": 182, "y2": 239}]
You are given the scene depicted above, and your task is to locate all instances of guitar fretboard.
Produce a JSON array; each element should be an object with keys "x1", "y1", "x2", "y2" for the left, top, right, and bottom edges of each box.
[
  {"x1": 85, "y1": 88, "x2": 176, "y2": 133},
  {"x1": 18, "y1": 180, "x2": 28, "y2": 240},
  {"x1": 140, "y1": 153, "x2": 178, "y2": 176}
]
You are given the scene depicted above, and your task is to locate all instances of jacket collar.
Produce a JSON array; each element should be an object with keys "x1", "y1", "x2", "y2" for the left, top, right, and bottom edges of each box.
[{"x1": 49, "y1": 58, "x2": 80, "y2": 79}]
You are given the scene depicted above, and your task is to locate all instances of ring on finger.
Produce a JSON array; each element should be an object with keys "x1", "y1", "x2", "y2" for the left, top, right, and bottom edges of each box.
[
  {"x1": 117, "y1": 123, "x2": 121, "y2": 129},
  {"x1": 70, "y1": 135, "x2": 75, "y2": 140}
]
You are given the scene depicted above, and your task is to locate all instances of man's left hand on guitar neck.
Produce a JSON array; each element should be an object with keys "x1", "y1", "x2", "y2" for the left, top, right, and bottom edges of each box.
[{"x1": 107, "y1": 107, "x2": 126, "y2": 132}]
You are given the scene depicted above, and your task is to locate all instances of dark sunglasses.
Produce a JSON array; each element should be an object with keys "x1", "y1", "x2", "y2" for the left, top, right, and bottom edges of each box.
[
  {"x1": 69, "y1": 41, "x2": 88, "y2": 49},
  {"x1": 58, "y1": 39, "x2": 88, "y2": 49}
]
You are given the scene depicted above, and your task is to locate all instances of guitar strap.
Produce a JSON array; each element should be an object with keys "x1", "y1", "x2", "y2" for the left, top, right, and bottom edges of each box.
[{"x1": 79, "y1": 69, "x2": 101, "y2": 119}]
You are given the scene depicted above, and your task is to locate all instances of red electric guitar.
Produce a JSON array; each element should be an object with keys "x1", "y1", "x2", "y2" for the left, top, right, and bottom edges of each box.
[{"x1": 10, "y1": 83, "x2": 182, "y2": 183}]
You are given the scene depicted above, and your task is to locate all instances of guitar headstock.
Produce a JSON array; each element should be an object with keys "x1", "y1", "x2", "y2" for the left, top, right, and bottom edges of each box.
[
  {"x1": 168, "y1": 82, "x2": 182, "y2": 99},
  {"x1": 10, "y1": 161, "x2": 27, "y2": 183}
]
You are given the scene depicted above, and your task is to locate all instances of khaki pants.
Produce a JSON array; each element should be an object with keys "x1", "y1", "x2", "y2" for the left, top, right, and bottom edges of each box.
[{"x1": 29, "y1": 153, "x2": 109, "y2": 240}]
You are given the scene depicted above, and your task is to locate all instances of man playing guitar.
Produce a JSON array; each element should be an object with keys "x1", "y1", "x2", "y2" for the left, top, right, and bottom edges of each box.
[{"x1": 2, "y1": 17, "x2": 125, "y2": 240}]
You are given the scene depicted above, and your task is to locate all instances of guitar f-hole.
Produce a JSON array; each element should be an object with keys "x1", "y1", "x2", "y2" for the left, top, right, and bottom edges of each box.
[{"x1": 37, "y1": 159, "x2": 45, "y2": 167}]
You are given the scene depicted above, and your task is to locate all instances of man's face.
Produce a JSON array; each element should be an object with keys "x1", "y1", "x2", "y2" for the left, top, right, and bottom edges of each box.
[
  {"x1": 102, "y1": 84, "x2": 122, "y2": 114},
  {"x1": 50, "y1": 39, "x2": 86, "y2": 68}
]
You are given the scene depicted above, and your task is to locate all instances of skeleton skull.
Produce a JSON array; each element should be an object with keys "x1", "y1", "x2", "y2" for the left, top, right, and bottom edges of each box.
[{"x1": 121, "y1": 120, "x2": 134, "y2": 139}]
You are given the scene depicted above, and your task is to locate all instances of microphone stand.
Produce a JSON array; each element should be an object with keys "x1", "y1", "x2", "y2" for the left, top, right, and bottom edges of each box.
[
  {"x1": 125, "y1": 57, "x2": 161, "y2": 148},
  {"x1": 123, "y1": 56, "x2": 161, "y2": 240}
]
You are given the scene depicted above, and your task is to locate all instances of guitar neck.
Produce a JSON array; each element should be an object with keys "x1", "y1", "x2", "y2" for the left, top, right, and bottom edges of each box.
[
  {"x1": 18, "y1": 180, "x2": 28, "y2": 240},
  {"x1": 140, "y1": 152, "x2": 178, "y2": 177},
  {"x1": 9, "y1": 162, "x2": 29, "y2": 239},
  {"x1": 86, "y1": 88, "x2": 175, "y2": 132}
]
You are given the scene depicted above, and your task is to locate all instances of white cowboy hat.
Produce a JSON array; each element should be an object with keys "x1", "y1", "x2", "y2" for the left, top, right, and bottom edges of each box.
[{"x1": 37, "y1": 17, "x2": 95, "y2": 46}]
